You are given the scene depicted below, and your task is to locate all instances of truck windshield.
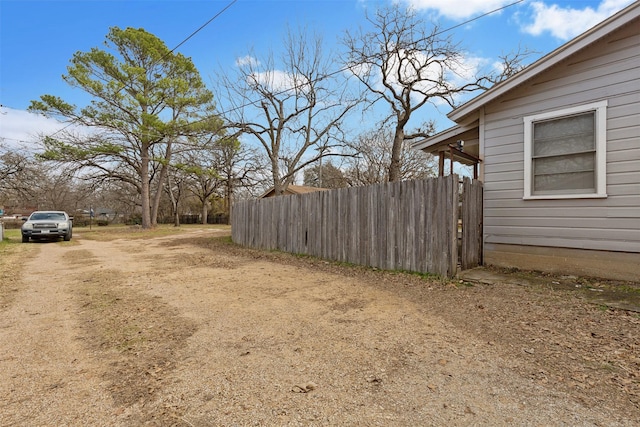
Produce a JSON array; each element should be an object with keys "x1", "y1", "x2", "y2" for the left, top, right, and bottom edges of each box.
[{"x1": 31, "y1": 213, "x2": 66, "y2": 221}]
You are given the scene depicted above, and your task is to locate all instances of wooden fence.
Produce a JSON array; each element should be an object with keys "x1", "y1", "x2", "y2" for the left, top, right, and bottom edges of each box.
[
  {"x1": 460, "y1": 177, "x2": 483, "y2": 269},
  {"x1": 231, "y1": 174, "x2": 483, "y2": 278}
]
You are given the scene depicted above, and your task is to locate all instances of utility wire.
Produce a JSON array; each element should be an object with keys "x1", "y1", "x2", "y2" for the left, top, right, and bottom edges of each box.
[
  {"x1": 6, "y1": 0, "x2": 525, "y2": 143},
  {"x1": 216, "y1": 0, "x2": 527, "y2": 117},
  {"x1": 168, "y1": 0, "x2": 238, "y2": 56},
  {"x1": 40, "y1": 0, "x2": 238, "y2": 139},
  {"x1": 433, "y1": 0, "x2": 526, "y2": 37}
]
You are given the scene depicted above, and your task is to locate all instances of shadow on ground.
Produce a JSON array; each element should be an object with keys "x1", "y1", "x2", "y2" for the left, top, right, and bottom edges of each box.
[{"x1": 459, "y1": 266, "x2": 640, "y2": 313}]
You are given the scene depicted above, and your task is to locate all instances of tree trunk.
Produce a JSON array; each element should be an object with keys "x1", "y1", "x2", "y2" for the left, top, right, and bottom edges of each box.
[
  {"x1": 272, "y1": 158, "x2": 283, "y2": 196},
  {"x1": 140, "y1": 143, "x2": 152, "y2": 228},
  {"x1": 166, "y1": 170, "x2": 180, "y2": 228},
  {"x1": 173, "y1": 208, "x2": 180, "y2": 227},
  {"x1": 151, "y1": 141, "x2": 173, "y2": 226},
  {"x1": 225, "y1": 179, "x2": 233, "y2": 224},
  {"x1": 201, "y1": 201, "x2": 209, "y2": 225},
  {"x1": 389, "y1": 126, "x2": 404, "y2": 182}
]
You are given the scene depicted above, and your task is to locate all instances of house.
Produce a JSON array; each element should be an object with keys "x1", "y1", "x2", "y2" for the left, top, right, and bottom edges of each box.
[
  {"x1": 413, "y1": 2, "x2": 640, "y2": 281},
  {"x1": 260, "y1": 185, "x2": 328, "y2": 198}
]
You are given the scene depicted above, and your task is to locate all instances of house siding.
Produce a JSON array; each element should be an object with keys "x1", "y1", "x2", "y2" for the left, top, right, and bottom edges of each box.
[{"x1": 482, "y1": 20, "x2": 640, "y2": 256}]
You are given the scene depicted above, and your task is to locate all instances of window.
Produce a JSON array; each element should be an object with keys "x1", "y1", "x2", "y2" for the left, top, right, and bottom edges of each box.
[{"x1": 523, "y1": 101, "x2": 607, "y2": 199}]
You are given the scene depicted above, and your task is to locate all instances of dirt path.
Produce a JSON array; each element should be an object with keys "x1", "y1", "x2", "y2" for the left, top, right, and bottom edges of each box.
[{"x1": 1, "y1": 228, "x2": 638, "y2": 426}]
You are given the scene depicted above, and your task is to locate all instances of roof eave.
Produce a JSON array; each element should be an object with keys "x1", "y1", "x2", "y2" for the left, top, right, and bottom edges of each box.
[{"x1": 412, "y1": 122, "x2": 479, "y2": 153}]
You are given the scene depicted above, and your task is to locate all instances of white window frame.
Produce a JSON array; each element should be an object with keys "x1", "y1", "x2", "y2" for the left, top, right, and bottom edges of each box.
[{"x1": 523, "y1": 100, "x2": 608, "y2": 200}]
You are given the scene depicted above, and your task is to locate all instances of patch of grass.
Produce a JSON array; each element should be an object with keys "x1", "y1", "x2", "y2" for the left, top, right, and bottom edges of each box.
[
  {"x1": 75, "y1": 271, "x2": 154, "y2": 350},
  {"x1": 0, "y1": 228, "x2": 22, "y2": 245},
  {"x1": 73, "y1": 268, "x2": 197, "y2": 408},
  {"x1": 394, "y1": 269, "x2": 443, "y2": 282},
  {"x1": 0, "y1": 230, "x2": 35, "y2": 257},
  {"x1": 289, "y1": 250, "x2": 446, "y2": 282},
  {"x1": 217, "y1": 235, "x2": 233, "y2": 244},
  {"x1": 614, "y1": 285, "x2": 640, "y2": 295},
  {"x1": 84, "y1": 288, "x2": 121, "y2": 311},
  {"x1": 332, "y1": 260, "x2": 361, "y2": 269},
  {"x1": 0, "y1": 233, "x2": 36, "y2": 307},
  {"x1": 456, "y1": 280, "x2": 475, "y2": 287},
  {"x1": 599, "y1": 362, "x2": 619, "y2": 373}
]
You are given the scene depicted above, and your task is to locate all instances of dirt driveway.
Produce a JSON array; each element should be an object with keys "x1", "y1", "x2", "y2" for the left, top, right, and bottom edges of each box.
[{"x1": 1, "y1": 227, "x2": 638, "y2": 426}]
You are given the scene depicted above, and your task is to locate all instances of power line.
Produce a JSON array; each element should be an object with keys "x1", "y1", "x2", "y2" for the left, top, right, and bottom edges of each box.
[
  {"x1": 42, "y1": 0, "x2": 238, "y2": 139},
  {"x1": 9, "y1": 0, "x2": 525, "y2": 142},
  {"x1": 215, "y1": 0, "x2": 528, "y2": 117},
  {"x1": 168, "y1": 0, "x2": 238, "y2": 56},
  {"x1": 434, "y1": 0, "x2": 526, "y2": 37}
]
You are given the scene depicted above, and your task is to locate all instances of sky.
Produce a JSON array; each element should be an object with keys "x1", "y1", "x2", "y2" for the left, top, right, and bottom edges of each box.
[{"x1": 0, "y1": 0, "x2": 636, "y2": 149}]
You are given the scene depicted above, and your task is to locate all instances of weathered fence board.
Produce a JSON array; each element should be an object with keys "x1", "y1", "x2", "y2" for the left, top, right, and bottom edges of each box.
[
  {"x1": 231, "y1": 175, "x2": 482, "y2": 278},
  {"x1": 461, "y1": 177, "x2": 483, "y2": 269}
]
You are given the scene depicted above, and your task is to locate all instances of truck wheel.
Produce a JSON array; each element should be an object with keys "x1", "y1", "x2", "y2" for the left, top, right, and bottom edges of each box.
[{"x1": 22, "y1": 235, "x2": 29, "y2": 243}]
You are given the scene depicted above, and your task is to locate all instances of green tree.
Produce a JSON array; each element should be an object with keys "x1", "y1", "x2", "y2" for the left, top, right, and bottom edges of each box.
[{"x1": 29, "y1": 27, "x2": 223, "y2": 228}]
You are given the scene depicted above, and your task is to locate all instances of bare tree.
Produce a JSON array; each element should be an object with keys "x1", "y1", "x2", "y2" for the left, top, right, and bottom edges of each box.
[
  {"x1": 218, "y1": 28, "x2": 360, "y2": 195},
  {"x1": 177, "y1": 137, "x2": 264, "y2": 224},
  {"x1": 343, "y1": 5, "x2": 528, "y2": 181},
  {"x1": 344, "y1": 127, "x2": 437, "y2": 186},
  {"x1": 95, "y1": 180, "x2": 140, "y2": 224},
  {"x1": 164, "y1": 166, "x2": 187, "y2": 227},
  {"x1": 174, "y1": 142, "x2": 222, "y2": 225},
  {"x1": 0, "y1": 148, "x2": 85, "y2": 213},
  {"x1": 0, "y1": 144, "x2": 27, "y2": 185},
  {"x1": 0, "y1": 146, "x2": 38, "y2": 210},
  {"x1": 214, "y1": 141, "x2": 265, "y2": 220}
]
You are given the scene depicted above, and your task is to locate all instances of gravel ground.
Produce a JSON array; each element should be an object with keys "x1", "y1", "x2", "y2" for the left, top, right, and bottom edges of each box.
[{"x1": 0, "y1": 227, "x2": 638, "y2": 426}]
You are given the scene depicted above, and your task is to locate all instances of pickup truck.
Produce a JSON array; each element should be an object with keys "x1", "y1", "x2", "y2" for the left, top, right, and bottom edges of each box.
[{"x1": 21, "y1": 211, "x2": 73, "y2": 242}]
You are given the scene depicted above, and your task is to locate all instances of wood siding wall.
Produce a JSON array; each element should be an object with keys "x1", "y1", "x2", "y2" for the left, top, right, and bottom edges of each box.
[
  {"x1": 232, "y1": 175, "x2": 483, "y2": 278},
  {"x1": 482, "y1": 20, "x2": 640, "y2": 254}
]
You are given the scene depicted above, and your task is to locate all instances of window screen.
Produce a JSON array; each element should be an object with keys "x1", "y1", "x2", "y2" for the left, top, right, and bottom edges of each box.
[{"x1": 532, "y1": 111, "x2": 596, "y2": 195}]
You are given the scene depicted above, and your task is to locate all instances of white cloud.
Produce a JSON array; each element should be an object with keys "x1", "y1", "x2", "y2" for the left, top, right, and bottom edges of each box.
[
  {"x1": 400, "y1": 0, "x2": 634, "y2": 41},
  {"x1": 236, "y1": 54, "x2": 312, "y2": 95},
  {"x1": 0, "y1": 108, "x2": 67, "y2": 150},
  {"x1": 523, "y1": 0, "x2": 635, "y2": 40},
  {"x1": 400, "y1": 0, "x2": 516, "y2": 20},
  {"x1": 446, "y1": 55, "x2": 487, "y2": 85},
  {"x1": 248, "y1": 70, "x2": 311, "y2": 94},
  {"x1": 235, "y1": 55, "x2": 260, "y2": 67}
]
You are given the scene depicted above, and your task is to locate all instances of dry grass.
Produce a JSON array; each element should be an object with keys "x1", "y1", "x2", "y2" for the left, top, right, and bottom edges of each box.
[
  {"x1": 2, "y1": 228, "x2": 638, "y2": 426},
  {"x1": 0, "y1": 230, "x2": 35, "y2": 307},
  {"x1": 76, "y1": 224, "x2": 230, "y2": 242}
]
